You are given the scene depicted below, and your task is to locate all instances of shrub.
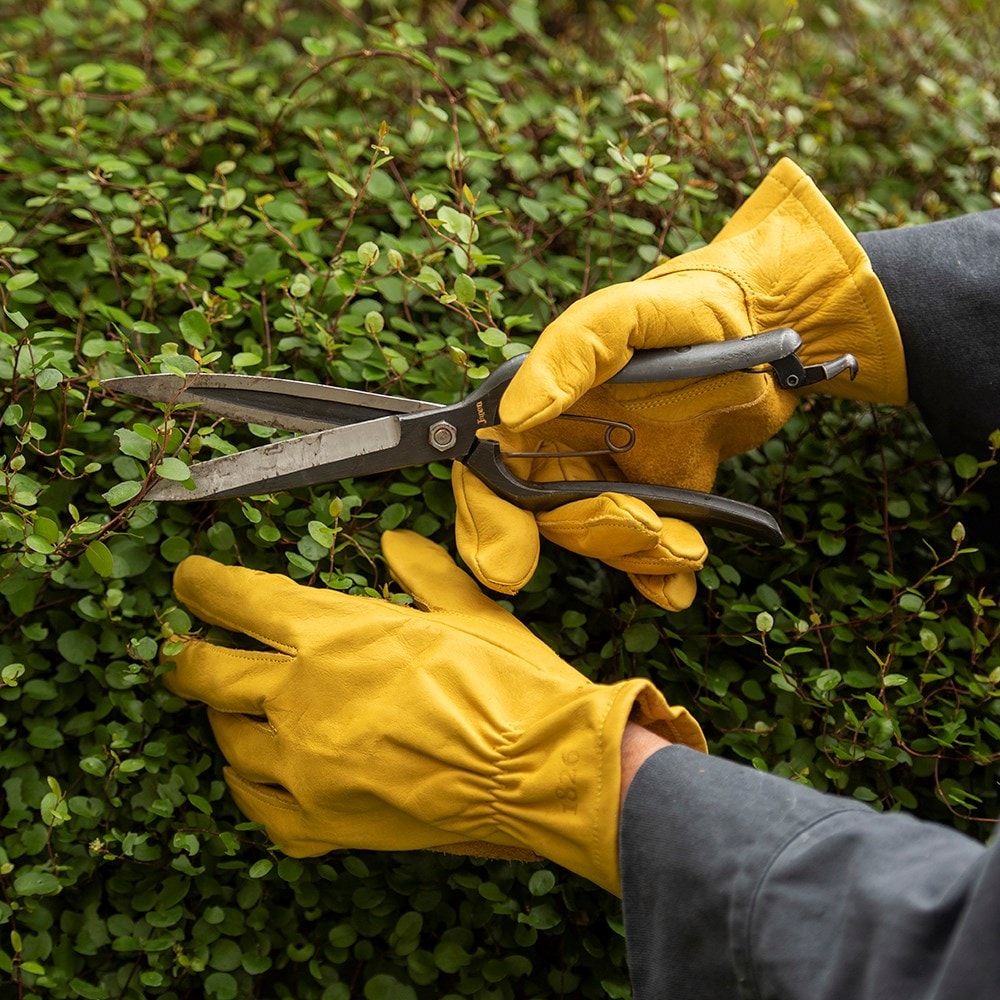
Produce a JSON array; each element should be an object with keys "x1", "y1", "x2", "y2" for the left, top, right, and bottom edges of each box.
[{"x1": 1, "y1": 0, "x2": 998, "y2": 996}]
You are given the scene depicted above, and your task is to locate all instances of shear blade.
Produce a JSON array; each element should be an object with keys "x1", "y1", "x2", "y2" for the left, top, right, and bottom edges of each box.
[
  {"x1": 148, "y1": 415, "x2": 404, "y2": 501},
  {"x1": 102, "y1": 373, "x2": 442, "y2": 433}
]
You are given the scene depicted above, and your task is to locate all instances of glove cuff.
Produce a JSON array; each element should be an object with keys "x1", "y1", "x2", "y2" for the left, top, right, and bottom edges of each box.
[
  {"x1": 718, "y1": 158, "x2": 909, "y2": 406},
  {"x1": 496, "y1": 678, "x2": 705, "y2": 896}
]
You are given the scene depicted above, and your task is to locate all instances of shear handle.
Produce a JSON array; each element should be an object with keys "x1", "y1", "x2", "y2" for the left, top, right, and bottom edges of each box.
[
  {"x1": 607, "y1": 328, "x2": 803, "y2": 384},
  {"x1": 464, "y1": 441, "x2": 784, "y2": 544},
  {"x1": 454, "y1": 326, "x2": 810, "y2": 434}
]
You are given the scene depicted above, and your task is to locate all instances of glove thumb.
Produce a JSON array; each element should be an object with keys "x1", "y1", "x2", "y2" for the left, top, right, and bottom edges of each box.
[{"x1": 452, "y1": 462, "x2": 541, "y2": 594}]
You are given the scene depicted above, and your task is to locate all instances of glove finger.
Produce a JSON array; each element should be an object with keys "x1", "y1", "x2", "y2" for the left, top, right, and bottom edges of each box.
[
  {"x1": 221, "y1": 736, "x2": 457, "y2": 858},
  {"x1": 525, "y1": 447, "x2": 622, "y2": 486},
  {"x1": 208, "y1": 708, "x2": 292, "y2": 802},
  {"x1": 173, "y1": 555, "x2": 333, "y2": 650},
  {"x1": 163, "y1": 638, "x2": 288, "y2": 713},
  {"x1": 222, "y1": 768, "x2": 323, "y2": 856},
  {"x1": 628, "y1": 569, "x2": 698, "y2": 612},
  {"x1": 500, "y1": 274, "x2": 750, "y2": 432},
  {"x1": 594, "y1": 517, "x2": 707, "y2": 576},
  {"x1": 382, "y1": 529, "x2": 527, "y2": 622},
  {"x1": 537, "y1": 494, "x2": 707, "y2": 565},
  {"x1": 451, "y1": 462, "x2": 540, "y2": 595},
  {"x1": 226, "y1": 768, "x2": 486, "y2": 859},
  {"x1": 536, "y1": 493, "x2": 662, "y2": 558},
  {"x1": 209, "y1": 708, "x2": 284, "y2": 786}
]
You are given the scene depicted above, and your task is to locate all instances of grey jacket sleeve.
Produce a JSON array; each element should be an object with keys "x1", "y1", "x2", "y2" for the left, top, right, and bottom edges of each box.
[
  {"x1": 858, "y1": 211, "x2": 1000, "y2": 462},
  {"x1": 859, "y1": 211, "x2": 1000, "y2": 548},
  {"x1": 621, "y1": 747, "x2": 998, "y2": 1000}
]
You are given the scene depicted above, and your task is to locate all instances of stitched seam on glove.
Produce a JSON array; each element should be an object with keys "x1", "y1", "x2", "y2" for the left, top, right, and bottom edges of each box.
[
  {"x1": 538, "y1": 508, "x2": 657, "y2": 533},
  {"x1": 607, "y1": 371, "x2": 772, "y2": 415},
  {"x1": 434, "y1": 611, "x2": 575, "y2": 668},
  {"x1": 227, "y1": 771, "x2": 301, "y2": 813},
  {"x1": 182, "y1": 629, "x2": 298, "y2": 659},
  {"x1": 179, "y1": 640, "x2": 293, "y2": 665},
  {"x1": 212, "y1": 707, "x2": 280, "y2": 738},
  {"x1": 607, "y1": 552, "x2": 702, "y2": 572}
]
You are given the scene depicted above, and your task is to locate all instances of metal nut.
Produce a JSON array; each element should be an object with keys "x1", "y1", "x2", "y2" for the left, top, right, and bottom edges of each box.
[{"x1": 428, "y1": 420, "x2": 458, "y2": 452}]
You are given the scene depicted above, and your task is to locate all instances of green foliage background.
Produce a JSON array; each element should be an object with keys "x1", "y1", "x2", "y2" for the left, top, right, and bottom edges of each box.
[{"x1": 2, "y1": 0, "x2": 999, "y2": 996}]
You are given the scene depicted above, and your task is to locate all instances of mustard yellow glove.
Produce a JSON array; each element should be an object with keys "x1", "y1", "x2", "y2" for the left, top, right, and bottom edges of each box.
[
  {"x1": 454, "y1": 158, "x2": 907, "y2": 605},
  {"x1": 162, "y1": 531, "x2": 705, "y2": 896}
]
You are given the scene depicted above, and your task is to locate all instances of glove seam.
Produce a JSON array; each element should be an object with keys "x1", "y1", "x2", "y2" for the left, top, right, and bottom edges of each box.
[
  {"x1": 180, "y1": 637, "x2": 296, "y2": 662},
  {"x1": 428, "y1": 609, "x2": 578, "y2": 678},
  {"x1": 211, "y1": 705, "x2": 278, "y2": 727},
  {"x1": 608, "y1": 553, "x2": 703, "y2": 571},
  {"x1": 649, "y1": 261, "x2": 763, "y2": 338},
  {"x1": 226, "y1": 769, "x2": 300, "y2": 813},
  {"x1": 538, "y1": 512, "x2": 659, "y2": 536},
  {"x1": 591, "y1": 683, "x2": 625, "y2": 876},
  {"x1": 607, "y1": 373, "x2": 773, "y2": 419},
  {"x1": 182, "y1": 630, "x2": 297, "y2": 658}
]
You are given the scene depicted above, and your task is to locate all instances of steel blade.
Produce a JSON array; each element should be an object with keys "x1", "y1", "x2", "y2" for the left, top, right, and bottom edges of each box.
[
  {"x1": 103, "y1": 373, "x2": 442, "y2": 433},
  {"x1": 147, "y1": 415, "x2": 405, "y2": 501}
]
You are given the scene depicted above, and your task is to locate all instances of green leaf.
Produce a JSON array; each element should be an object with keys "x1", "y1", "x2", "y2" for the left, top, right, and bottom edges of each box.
[
  {"x1": 379, "y1": 503, "x2": 408, "y2": 530},
  {"x1": 454, "y1": 272, "x2": 476, "y2": 304},
  {"x1": 436, "y1": 206, "x2": 475, "y2": 243},
  {"x1": 85, "y1": 539, "x2": 114, "y2": 577},
  {"x1": 115, "y1": 428, "x2": 153, "y2": 461},
  {"x1": 179, "y1": 309, "x2": 211, "y2": 348},
  {"x1": 528, "y1": 869, "x2": 556, "y2": 896},
  {"x1": 954, "y1": 453, "x2": 980, "y2": 479},
  {"x1": 206, "y1": 521, "x2": 235, "y2": 550},
  {"x1": 205, "y1": 972, "x2": 238, "y2": 1000},
  {"x1": 219, "y1": 187, "x2": 246, "y2": 211},
  {"x1": 478, "y1": 326, "x2": 507, "y2": 348},
  {"x1": 623, "y1": 623, "x2": 659, "y2": 653},
  {"x1": 328, "y1": 172, "x2": 358, "y2": 198},
  {"x1": 248, "y1": 859, "x2": 273, "y2": 879},
  {"x1": 4, "y1": 306, "x2": 28, "y2": 328},
  {"x1": 103, "y1": 481, "x2": 143, "y2": 506},
  {"x1": 14, "y1": 870, "x2": 62, "y2": 896},
  {"x1": 432, "y1": 940, "x2": 471, "y2": 973},
  {"x1": 817, "y1": 531, "x2": 847, "y2": 556},
  {"x1": 358, "y1": 241, "x2": 379, "y2": 267},
  {"x1": 36, "y1": 367, "x2": 64, "y2": 390},
  {"x1": 308, "y1": 520, "x2": 336, "y2": 549},
  {"x1": 7, "y1": 270, "x2": 39, "y2": 291},
  {"x1": 364, "y1": 974, "x2": 417, "y2": 1000},
  {"x1": 68, "y1": 981, "x2": 108, "y2": 1000},
  {"x1": 517, "y1": 195, "x2": 550, "y2": 223},
  {"x1": 155, "y1": 458, "x2": 192, "y2": 481}
]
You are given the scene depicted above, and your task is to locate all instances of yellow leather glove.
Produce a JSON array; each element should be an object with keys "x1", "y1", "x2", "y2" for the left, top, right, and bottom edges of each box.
[
  {"x1": 454, "y1": 158, "x2": 907, "y2": 609},
  {"x1": 162, "y1": 531, "x2": 706, "y2": 896}
]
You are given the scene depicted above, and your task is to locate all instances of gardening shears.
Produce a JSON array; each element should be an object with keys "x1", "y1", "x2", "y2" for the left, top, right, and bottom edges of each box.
[{"x1": 103, "y1": 327, "x2": 858, "y2": 544}]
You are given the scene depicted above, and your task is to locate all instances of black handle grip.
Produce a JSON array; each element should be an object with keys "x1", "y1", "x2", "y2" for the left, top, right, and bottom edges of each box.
[
  {"x1": 607, "y1": 328, "x2": 802, "y2": 384},
  {"x1": 465, "y1": 442, "x2": 784, "y2": 544}
]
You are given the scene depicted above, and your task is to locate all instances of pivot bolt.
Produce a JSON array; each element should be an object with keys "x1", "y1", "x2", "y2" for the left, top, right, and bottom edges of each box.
[{"x1": 428, "y1": 421, "x2": 458, "y2": 452}]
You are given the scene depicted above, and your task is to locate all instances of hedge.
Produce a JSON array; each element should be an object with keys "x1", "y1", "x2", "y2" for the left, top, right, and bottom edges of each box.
[{"x1": 1, "y1": 0, "x2": 998, "y2": 996}]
